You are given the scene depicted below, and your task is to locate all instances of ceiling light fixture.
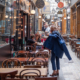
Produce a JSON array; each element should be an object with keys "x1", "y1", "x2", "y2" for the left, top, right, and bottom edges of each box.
[{"x1": 31, "y1": 10, "x2": 35, "y2": 14}]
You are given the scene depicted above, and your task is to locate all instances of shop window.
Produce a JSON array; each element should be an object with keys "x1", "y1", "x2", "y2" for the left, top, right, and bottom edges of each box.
[{"x1": 0, "y1": 0, "x2": 16, "y2": 47}]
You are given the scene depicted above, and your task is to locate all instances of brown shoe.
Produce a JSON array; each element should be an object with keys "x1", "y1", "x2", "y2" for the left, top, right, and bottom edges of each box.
[
  {"x1": 57, "y1": 73, "x2": 59, "y2": 76},
  {"x1": 56, "y1": 70, "x2": 59, "y2": 76},
  {"x1": 50, "y1": 72, "x2": 57, "y2": 76}
]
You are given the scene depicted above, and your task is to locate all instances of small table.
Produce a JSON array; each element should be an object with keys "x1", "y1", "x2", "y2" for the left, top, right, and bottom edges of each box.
[{"x1": 0, "y1": 68, "x2": 47, "y2": 77}]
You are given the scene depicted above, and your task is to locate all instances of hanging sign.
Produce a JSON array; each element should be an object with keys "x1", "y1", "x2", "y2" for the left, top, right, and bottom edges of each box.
[
  {"x1": 57, "y1": 11, "x2": 63, "y2": 17},
  {"x1": 35, "y1": 0, "x2": 45, "y2": 8},
  {"x1": 58, "y1": 2, "x2": 64, "y2": 8},
  {"x1": 57, "y1": 11, "x2": 62, "y2": 14}
]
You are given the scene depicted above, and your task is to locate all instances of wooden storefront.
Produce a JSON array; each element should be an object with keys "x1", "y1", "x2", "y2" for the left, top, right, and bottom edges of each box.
[
  {"x1": 62, "y1": 9, "x2": 67, "y2": 34},
  {"x1": 70, "y1": 0, "x2": 80, "y2": 38},
  {"x1": 0, "y1": 0, "x2": 5, "y2": 34}
]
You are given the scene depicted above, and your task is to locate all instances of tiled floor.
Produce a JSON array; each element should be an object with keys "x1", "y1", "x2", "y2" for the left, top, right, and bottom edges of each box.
[{"x1": 48, "y1": 43, "x2": 80, "y2": 80}]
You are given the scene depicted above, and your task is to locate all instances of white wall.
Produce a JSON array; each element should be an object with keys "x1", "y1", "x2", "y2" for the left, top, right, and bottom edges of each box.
[{"x1": 71, "y1": 0, "x2": 78, "y2": 6}]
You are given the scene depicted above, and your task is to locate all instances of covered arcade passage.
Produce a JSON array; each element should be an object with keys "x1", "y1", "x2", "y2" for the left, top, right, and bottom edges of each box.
[{"x1": 0, "y1": 0, "x2": 80, "y2": 80}]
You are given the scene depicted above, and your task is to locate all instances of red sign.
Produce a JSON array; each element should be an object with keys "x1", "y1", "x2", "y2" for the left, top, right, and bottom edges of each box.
[{"x1": 58, "y1": 2, "x2": 64, "y2": 8}]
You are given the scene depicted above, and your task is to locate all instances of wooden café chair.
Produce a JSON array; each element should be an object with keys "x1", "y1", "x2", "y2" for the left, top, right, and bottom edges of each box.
[
  {"x1": 15, "y1": 54, "x2": 28, "y2": 66},
  {"x1": 35, "y1": 51, "x2": 49, "y2": 58},
  {"x1": 31, "y1": 57, "x2": 46, "y2": 68},
  {"x1": 74, "y1": 41, "x2": 80, "y2": 52},
  {"x1": 26, "y1": 45, "x2": 36, "y2": 51},
  {"x1": 71, "y1": 40, "x2": 78, "y2": 50},
  {"x1": 2, "y1": 58, "x2": 21, "y2": 68},
  {"x1": 69, "y1": 35, "x2": 76, "y2": 39},
  {"x1": 17, "y1": 51, "x2": 30, "y2": 57},
  {"x1": 19, "y1": 69, "x2": 41, "y2": 78},
  {"x1": 35, "y1": 51, "x2": 49, "y2": 67},
  {"x1": 75, "y1": 42, "x2": 80, "y2": 53},
  {"x1": 0, "y1": 70, "x2": 28, "y2": 80},
  {"x1": 76, "y1": 47, "x2": 80, "y2": 58},
  {"x1": 30, "y1": 57, "x2": 48, "y2": 74},
  {"x1": 62, "y1": 36, "x2": 68, "y2": 42}
]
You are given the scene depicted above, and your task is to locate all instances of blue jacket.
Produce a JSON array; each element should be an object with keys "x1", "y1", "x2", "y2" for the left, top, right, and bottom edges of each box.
[{"x1": 43, "y1": 31, "x2": 72, "y2": 60}]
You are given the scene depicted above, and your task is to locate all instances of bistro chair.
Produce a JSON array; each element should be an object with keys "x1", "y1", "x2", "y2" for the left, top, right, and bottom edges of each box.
[
  {"x1": 19, "y1": 69, "x2": 41, "y2": 79},
  {"x1": 35, "y1": 51, "x2": 49, "y2": 58},
  {"x1": 62, "y1": 35, "x2": 68, "y2": 42},
  {"x1": 76, "y1": 47, "x2": 80, "y2": 58},
  {"x1": 74, "y1": 42, "x2": 80, "y2": 53},
  {"x1": 0, "y1": 70, "x2": 18, "y2": 80},
  {"x1": 17, "y1": 51, "x2": 29, "y2": 57},
  {"x1": 26, "y1": 45, "x2": 36, "y2": 51},
  {"x1": 70, "y1": 40, "x2": 78, "y2": 50},
  {"x1": 35, "y1": 50, "x2": 49, "y2": 66},
  {"x1": 69, "y1": 35, "x2": 76, "y2": 39},
  {"x1": 2, "y1": 58, "x2": 21, "y2": 68},
  {"x1": 31, "y1": 57, "x2": 46, "y2": 68}
]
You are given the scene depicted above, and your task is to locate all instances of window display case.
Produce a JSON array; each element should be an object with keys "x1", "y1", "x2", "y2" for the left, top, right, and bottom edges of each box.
[{"x1": 0, "y1": 0, "x2": 16, "y2": 45}]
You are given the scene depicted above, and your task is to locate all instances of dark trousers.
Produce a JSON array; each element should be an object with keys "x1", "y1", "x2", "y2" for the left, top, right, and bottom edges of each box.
[{"x1": 51, "y1": 52, "x2": 60, "y2": 70}]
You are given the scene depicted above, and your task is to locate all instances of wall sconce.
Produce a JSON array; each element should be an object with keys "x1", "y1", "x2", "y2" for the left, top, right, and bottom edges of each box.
[
  {"x1": 14, "y1": 16, "x2": 16, "y2": 19},
  {"x1": 38, "y1": 16, "x2": 42, "y2": 19},
  {"x1": 5, "y1": 15, "x2": 8, "y2": 18},
  {"x1": 67, "y1": 16, "x2": 70, "y2": 19},
  {"x1": 64, "y1": 17, "x2": 66, "y2": 20},
  {"x1": 31, "y1": 10, "x2": 35, "y2": 15},
  {"x1": 51, "y1": 20, "x2": 53, "y2": 22}
]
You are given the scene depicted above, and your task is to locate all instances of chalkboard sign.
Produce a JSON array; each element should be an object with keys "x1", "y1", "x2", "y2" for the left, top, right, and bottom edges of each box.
[{"x1": 35, "y1": 0, "x2": 45, "y2": 9}]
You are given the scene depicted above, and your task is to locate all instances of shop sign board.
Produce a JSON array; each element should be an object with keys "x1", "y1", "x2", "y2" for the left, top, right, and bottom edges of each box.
[
  {"x1": 58, "y1": 2, "x2": 64, "y2": 8},
  {"x1": 57, "y1": 11, "x2": 63, "y2": 18},
  {"x1": 35, "y1": 0, "x2": 45, "y2": 8},
  {"x1": 57, "y1": 11, "x2": 62, "y2": 14}
]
